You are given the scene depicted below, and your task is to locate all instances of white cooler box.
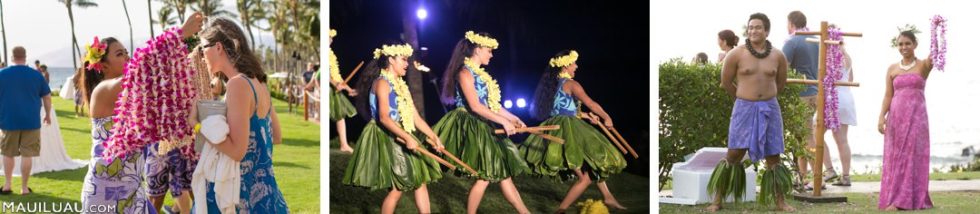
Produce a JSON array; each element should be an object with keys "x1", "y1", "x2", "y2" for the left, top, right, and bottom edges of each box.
[{"x1": 660, "y1": 147, "x2": 756, "y2": 205}]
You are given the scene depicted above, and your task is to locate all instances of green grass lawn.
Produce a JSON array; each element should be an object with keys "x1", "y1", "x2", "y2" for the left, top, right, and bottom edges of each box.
[
  {"x1": 0, "y1": 96, "x2": 320, "y2": 213},
  {"x1": 660, "y1": 171, "x2": 980, "y2": 190},
  {"x1": 660, "y1": 191, "x2": 980, "y2": 213},
  {"x1": 328, "y1": 146, "x2": 651, "y2": 213}
]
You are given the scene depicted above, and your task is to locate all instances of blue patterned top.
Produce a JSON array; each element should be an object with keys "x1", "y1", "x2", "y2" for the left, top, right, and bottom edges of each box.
[
  {"x1": 454, "y1": 65, "x2": 490, "y2": 108},
  {"x1": 205, "y1": 77, "x2": 288, "y2": 213},
  {"x1": 551, "y1": 79, "x2": 578, "y2": 116},
  {"x1": 369, "y1": 76, "x2": 402, "y2": 122}
]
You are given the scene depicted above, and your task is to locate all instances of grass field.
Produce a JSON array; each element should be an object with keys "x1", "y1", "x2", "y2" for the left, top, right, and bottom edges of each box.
[
  {"x1": 660, "y1": 191, "x2": 980, "y2": 213},
  {"x1": 0, "y1": 96, "x2": 320, "y2": 213},
  {"x1": 328, "y1": 144, "x2": 652, "y2": 213}
]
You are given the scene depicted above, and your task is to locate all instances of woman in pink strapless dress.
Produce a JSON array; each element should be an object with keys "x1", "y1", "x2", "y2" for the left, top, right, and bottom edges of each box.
[{"x1": 877, "y1": 30, "x2": 934, "y2": 211}]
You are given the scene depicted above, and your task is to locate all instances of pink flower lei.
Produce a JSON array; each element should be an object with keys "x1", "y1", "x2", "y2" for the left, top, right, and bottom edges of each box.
[
  {"x1": 931, "y1": 15, "x2": 947, "y2": 71},
  {"x1": 823, "y1": 26, "x2": 844, "y2": 131},
  {"x1": 101, "y1": 27, "x2": 197, "y2": 161}
]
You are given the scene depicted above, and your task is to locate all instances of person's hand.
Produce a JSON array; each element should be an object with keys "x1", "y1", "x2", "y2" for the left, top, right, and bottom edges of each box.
[
  {"x1": 878, "y1": 118, "x2": 886, "y2": 134},
  {"x1": 346, "y1": 87, "x2": 358, "y2": 96},
  {"x1": 334, "y1": 82, "x2": 347, "y2": 92},
  {"x1": 429, "y1": 136, "x2": 445, "y2": 153},
  {"x1": 513, "y1": 118, "x2": 527, "y2": 128},
  {"x1": 586, "y1": 114, "x2": 601, "y2": 125},
  {"x1": 502, "y1": 122, "x2": 517, "y2": 136},
  {"x1": 43, "y1": 114, "x2": 51, "y2": 125},
  {"x1": 182, "y1": 12, "x2": 205, "y2": 39},
  {"x1": 405, "y1": 137, "x2": 419, "y2": 151},
  {"x1": 604, "y1": 117, "x2": 614, "y2": 129}
]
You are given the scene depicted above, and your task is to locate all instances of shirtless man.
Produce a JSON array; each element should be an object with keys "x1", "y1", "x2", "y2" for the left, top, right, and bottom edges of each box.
[{"x1": 706, "y1": 12, "x2": 795, "y2": 212}]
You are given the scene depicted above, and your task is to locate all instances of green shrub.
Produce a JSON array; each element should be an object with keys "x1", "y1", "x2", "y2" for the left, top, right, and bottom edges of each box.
[{"x1": 658, "y1": 59, "x2": 812, "y2": 191}]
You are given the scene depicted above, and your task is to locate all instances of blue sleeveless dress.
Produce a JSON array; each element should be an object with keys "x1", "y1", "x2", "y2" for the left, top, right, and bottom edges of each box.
[
  {"x1": 519, "y1": 79, "x2": 626, "y2": 181},
  {"x1": 202, "y1": 77, "x2": 288, "y2": 213},
  {"x1": 432, "y1": 65, "x2": 529, "y2": 181},
  {"x1": 342, "y1": 76, "x2": 442, "y2": 191}
]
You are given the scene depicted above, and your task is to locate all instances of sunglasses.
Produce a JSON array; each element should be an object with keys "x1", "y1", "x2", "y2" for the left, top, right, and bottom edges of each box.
[{"x1": 197, "y1": 42, "x2": 218, "y2": 52}]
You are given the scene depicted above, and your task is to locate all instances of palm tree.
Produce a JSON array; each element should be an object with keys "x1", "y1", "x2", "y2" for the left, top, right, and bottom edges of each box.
[
  {"x1": 194, "y1": 0, "x2": 236, "y2": 18},
  {"x1": 121, "y1": 0, "x2": 135, "y2": 52},
  {"x1": 58, "y1": 0, "x2": 99, "y2": 70},
  {"x1": 153, "y1": 6, "x2": 178, "y2": 33},
  {"x1": 0, "y1": 0, "x2": 8, "y2": 64},
  {"x1": 148, "y1": 0, "x2": 154, "y2": 36},
  {"x1": 236, "y1": 0, "x2": 264, "y2": 51},
  {"x1": 158, "y1": 0, "x2": 193, "y2": 23}
]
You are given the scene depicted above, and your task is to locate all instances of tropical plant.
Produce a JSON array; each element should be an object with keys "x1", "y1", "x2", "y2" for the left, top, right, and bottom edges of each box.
[{"x1": 58, "y1": 0, "x2": 99, "y2": 70}]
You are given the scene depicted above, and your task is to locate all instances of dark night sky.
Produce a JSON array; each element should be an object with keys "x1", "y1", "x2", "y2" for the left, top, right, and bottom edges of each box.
[{"x1": 329, "y1": 0, "x2": 650, "y2": 175}]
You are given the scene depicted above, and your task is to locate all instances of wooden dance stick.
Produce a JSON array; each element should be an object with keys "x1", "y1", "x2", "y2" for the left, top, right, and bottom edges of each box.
[
  {"x1": 526, "y1": 130, "x2": 565, "y2": 144},
  {"x1": 395, "y1": 137, "x2": 456, "y2": 171},
  {"x1": 341, "y1": 61, "x2": 365, "y2": 85},
  {"x1": 420, "y1": 138, "x2": 478, "y2": 176},
  {"x1": 493, "y1": 125, "x2": 560, "y2": 134},
  {"x1": 609, "y1": 127, "x2": 639, "y2": 159},
  {"x1": 589, "y1": 112, "x2": 638, "y2": 158},
  {"x1": 579, "y1": 112, "x2": 627, "y2": 155},
  {"x1": 787, "y1": 79, "x2": 860, "y2": 87}
]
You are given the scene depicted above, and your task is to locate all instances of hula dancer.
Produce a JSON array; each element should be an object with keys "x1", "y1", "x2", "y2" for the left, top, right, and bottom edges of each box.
[
  {"x1": 707, "y1": 13, "x2": 794, "y2": 212},
  {"x1": 434, "y1": 31, "x2": 531, "y2": 214},
  {"x1": 519, "y1": 50, "x2": 628, "y2": 212},
  {"x1": 328, "y1": 29, "x2": 358, "y2": 153},
  {"x1": 342, "y1": 42, "x2": 444, "y2": 214}
]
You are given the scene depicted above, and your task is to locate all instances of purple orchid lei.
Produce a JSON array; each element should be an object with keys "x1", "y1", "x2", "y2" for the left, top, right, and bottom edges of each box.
[{"x1": 102, "y1": 27, "x2": 197, "y2": 161}]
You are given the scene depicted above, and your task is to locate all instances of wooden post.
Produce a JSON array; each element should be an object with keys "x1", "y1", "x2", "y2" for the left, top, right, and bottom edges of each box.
[
  {"x1": 813, "y1": 21, "x2": 829, "y2": 197},
  {"x1": 303, "y1": 91, "x2": 309, "y2": 121},
  {"x1": 792, "y1": 22, "x2": 862, "y2": 202}
]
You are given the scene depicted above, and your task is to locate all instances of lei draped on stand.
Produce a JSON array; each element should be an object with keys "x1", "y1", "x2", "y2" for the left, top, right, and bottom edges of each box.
[{"x1": 823, "y1": 27, "x2": 844, "y2": 131}]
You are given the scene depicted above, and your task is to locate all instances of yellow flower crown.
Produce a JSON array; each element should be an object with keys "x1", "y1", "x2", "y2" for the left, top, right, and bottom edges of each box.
[
  {"x1": 373, "y1": 43, "x2": 414, "y2": 59},
  {"x1": 330, "y1": 29, "x2": 337, "y2": 38},
  {"x1": 549, "y1": 50, "x2": 579, "y2": 68},
  {"x1": 464, "y1": 31, "x2": 498, "y2": 49}
]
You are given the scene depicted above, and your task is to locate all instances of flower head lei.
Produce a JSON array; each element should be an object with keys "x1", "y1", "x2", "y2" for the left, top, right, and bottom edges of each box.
[
  {"x1": 329, "y1": 29, "x2": 337, "y2": 38},
  {"x1": 464, "y1": 31, "x2": 498, "y2": 49},
  {"x1": 84, "y1": 37, "x2": 108, "y2": 73},
  {"x1": 550, "y1": 50, "x2": 579, "y2": 68},
  {"x1": 463, "y1": 57, "x2": 503, "y2": 112},
  {"x1": 378, "y1": 69, "x2": 417, "y2": 132},
  {"x1": 890, "y1": 24, "x2": 920, "y2": 48},
  {"x1": 372, "y1": 43, "x2": 413, "y2": 59}
]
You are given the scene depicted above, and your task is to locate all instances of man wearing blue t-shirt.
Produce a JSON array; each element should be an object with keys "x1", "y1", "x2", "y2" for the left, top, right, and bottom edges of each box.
[
  {"x1": 0, "y1": 46, "x2": 51, "y2": 195},
  {"x1": 783, "y1": 11, "x2": 833, "y2": 190}
]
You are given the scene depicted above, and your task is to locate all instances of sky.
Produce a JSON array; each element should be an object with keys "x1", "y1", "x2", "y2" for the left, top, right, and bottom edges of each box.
[
  {"x1": 0, "y1": 0, "x2": 277, "y2": 68},
  {"x1": 653, "y1": 0, "x2": 980, "y2": 158}
]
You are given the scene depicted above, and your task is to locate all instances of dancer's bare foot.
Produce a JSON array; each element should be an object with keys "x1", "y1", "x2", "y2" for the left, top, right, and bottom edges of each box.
[
  {"x1": 775, "y1": 202, "x2": 795, "y2": 212},
  {"x1": 883, "y1": 205, "x2": 898, "y2": 211},
  {"x1": 339, "y1": 145, "x2": 354, "y2": 153},
  {"x1": 604, "y1": 199, "x2": 627, "y2": 210},
  {"x1": 705, "y1": 203, "x2": 721, "y2": 212}
]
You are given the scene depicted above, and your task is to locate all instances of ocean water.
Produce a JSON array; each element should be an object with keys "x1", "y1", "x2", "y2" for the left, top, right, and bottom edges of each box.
[{"x1": 48, "y1": 67, "x2": 76, "y2": 92}]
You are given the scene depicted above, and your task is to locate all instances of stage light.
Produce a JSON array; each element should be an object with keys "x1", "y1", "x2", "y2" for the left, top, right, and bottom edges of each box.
[
  {"x1": 504, "y1": 100, "x2": 513, "y2": 109},
  {"x1": 416, "y1": 8, "x2": 428, "y2": 20},
  {"x1": 516, "y1": 98, "x2": 527, "y2": 108}
]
